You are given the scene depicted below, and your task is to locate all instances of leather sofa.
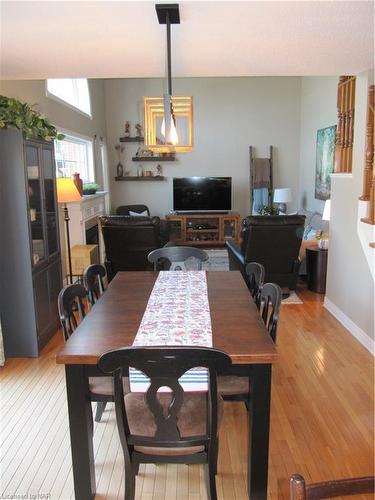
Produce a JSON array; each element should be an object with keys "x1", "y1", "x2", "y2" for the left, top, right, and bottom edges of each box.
[
  {"x1": 226, "y1": 215, "x2": 305, "y2": 290},
  {"x1": 99, "y1": 215, "x2": 170, "y2": 280}
]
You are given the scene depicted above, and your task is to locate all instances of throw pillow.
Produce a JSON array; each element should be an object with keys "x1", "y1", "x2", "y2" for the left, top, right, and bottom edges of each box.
[{"x1": 129, "y1": 210, "x2": 148, "y2": 217}]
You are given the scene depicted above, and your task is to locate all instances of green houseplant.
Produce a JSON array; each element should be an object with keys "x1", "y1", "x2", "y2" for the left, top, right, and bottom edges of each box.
[
  {"x1": 0, "y1": 95, "x2": 64, "y2": 141},
  {"x1": 83, "y1": 182, "x2": 99, "y2": 195}
]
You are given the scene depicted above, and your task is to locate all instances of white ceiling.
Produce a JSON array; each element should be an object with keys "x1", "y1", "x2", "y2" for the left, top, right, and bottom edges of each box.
[{"x1": 1, "y1": 1, "x2": 374, "y2": 80}]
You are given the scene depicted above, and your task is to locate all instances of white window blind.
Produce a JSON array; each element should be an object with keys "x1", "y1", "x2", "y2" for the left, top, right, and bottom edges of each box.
[
  {"x1": 55, "y1": 135, "x2": 94, "y2": 183},
  {"x1": 47, "y1": 79, "x2": 91, "y2": 116}
]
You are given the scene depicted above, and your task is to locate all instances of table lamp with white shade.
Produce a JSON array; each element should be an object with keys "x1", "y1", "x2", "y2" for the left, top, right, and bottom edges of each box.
[
  {"x1": 56, "y1": 178, "x2": 82, "y2": 284},
  {"x1": 273, "y1": 188, "x2": 292, "y2": 214},
  {"x1": 319, "y1": 199, "x2": 331, "y2": 249}
]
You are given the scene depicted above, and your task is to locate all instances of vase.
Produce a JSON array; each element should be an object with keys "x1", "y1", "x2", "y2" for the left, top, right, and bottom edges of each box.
[
  {"x1": 72, "y1": 172, "x2": 83, "y2": 196},
  {"x1": 116, "y1": 162, "x2": 124, "y2": 178}
]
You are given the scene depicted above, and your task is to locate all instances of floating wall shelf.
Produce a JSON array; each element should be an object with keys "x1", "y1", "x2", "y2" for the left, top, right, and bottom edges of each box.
[
  {"x1": 132, "y1": 156, "x2": 175, "y2": 162},
  {"x1": 119, "y1": 136, "x2": 144, "y2": 143},
  {"x1": 115, "y1": 176, "x2": 165, "y2": 181}
]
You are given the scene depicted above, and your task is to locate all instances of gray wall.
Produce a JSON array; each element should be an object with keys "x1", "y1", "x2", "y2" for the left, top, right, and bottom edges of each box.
[
  {"x1": 325, "y1": 69, "x2": 374, "y2": 341},
  {"x1": 298, "y1": 77, "x2": 338, "y2": 213},
  {"x1": 104, "y1": 77, "x2": 302, "y2": 217},
  {"x1": 0, "y1": 78, "x2": 107, "y2": 185}
]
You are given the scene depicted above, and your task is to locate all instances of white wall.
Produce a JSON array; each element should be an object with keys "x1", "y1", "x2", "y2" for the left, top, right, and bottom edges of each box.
[
  {"x1": 325, "y1": 69, "x2": 374, "y2": 343},
  {"x1": 0, "y1": 79, "x2": 107, "y2": 185},
  {"x1": 104, "y1": 77, "x2": 302, "y2": 217},
  {"x1": 299, "y1": 77, "x2": 338, "y2": 213}
]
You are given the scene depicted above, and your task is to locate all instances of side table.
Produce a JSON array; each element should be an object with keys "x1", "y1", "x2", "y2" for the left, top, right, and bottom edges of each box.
[{"x1": 306, "y1": 247, "x2": 328, "y2": 294}]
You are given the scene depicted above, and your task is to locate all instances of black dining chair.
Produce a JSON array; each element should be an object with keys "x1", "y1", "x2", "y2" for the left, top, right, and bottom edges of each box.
[
  {"x1": 290, "y1": 473, "x2": 375, "y2": 499},
  {"x1": 98, "y1": 346, "x2": 232, "y2": 500},
  {"x1": 147, "y1": 246, "x2": 209, "y2": 271},
  {"x1": 218, "y1": 282, "x2": 282, "y2": 407},
  {"x1": 245, "y1": 262, "x2": 265, "y2": 310},
  {"x1": 58, "y1": 283, "x2": 116, "y2": 422},
  {"x1": 83, "y1": 263, "x2": 106, "y2": 308}
]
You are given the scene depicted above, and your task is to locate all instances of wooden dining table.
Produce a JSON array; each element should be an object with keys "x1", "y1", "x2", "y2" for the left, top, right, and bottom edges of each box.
[{"x1": 56, "y1": 271, "x2": 278, "y2": 500}]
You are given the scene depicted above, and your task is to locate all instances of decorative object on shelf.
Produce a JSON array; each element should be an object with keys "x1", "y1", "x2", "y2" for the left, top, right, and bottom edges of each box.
[
  {"x1": 273, "y1": 188, "x2": 292, "y2": 214},
  {"x1": 83, "y1": 182, "x2": 99, "y2": 195},
  {"x1": 124, "y1": 121, "x2": 130, "y2": 137},
  {"x1": 135, "y1": 123, "x2": 143, "y2": 138},
  {"x1": 56, "y1": 178, "x2": 82, "y2": 284},
  {"x1": 156, "y1": 164, "x2": 162, "y2": 176},
  {"x1": 315, "y1": 125, "x2": 336, "y2": 200},
  {"x1": 259, "y1": 205, "x2": 279, "y2": 216},
  {"x1": 72, "y1": 172, "x2": 83, "y2": 196},
  {"x1": 137, "y1": 165, "x2": 144, "y2": 177},
  {"x1": 144, "y1": 4, "x2": 193, "y2": 154},
  {"x1": 0, "y1": 94, "x2": 65, "y2": 141},
  {"x1": 145, "y1": 170, "x2": 153, "y2": 177},
  {"x1": 135, "y1": 146, "x2": 153, "y2": 158},
  {"x1": 115, "y1": 143, "x2": 125, "y2": 178}
]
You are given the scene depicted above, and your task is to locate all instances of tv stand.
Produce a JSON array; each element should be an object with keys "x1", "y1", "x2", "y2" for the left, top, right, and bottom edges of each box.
[{"x1": 166, "y1": 212, "x2": 240, "y2": 247}]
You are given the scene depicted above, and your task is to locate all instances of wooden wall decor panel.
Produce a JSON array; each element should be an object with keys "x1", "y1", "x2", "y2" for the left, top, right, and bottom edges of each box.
[{"x1": 334, "y1": 76, "x2": 356, "y2": 174}]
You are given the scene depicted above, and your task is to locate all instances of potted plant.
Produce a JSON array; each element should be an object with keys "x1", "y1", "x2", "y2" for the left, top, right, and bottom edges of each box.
[
  {"x1": 0, "y1": 95, "x2": 64, "y2": 141},
  {"x1": 82, "y1": 182, "x2": 99, "y2": 195}
]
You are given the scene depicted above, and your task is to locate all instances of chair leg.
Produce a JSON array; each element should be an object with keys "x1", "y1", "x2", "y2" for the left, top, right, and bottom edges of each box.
[
  {"x1": 94, "y1": 401, "x2": 107, "y2": 422},
  {"x1": 124, "y1": 464, "x2": 136, "y2": 500},
  {"x1": 212, "y1": 437, "x2": 219, "y2": 475},
  {"x1": 132, "y1": 461, "x2": 140, "y2": 476},
  {"x1": 205, "y1": 461, "x2": 218, "y2": 500}
]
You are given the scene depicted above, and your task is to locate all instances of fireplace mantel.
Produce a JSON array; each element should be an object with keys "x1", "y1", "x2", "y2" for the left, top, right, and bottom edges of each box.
[{"x1": 58, "y1": 191, "x2": 108, "y2": 276}]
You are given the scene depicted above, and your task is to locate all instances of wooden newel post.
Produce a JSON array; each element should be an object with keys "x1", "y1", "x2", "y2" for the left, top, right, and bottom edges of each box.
[{"x1": 360, "y1": 85, "x2": 374, "y2": 204}]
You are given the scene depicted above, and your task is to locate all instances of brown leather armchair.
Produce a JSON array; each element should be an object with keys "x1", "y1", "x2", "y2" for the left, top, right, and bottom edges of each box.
[
  {"x1": 99, "y1": 216, "x2": 170, "y2": 280},
  {"x1": 226, "y1": 215, "x2": 305, "y2": 290}
]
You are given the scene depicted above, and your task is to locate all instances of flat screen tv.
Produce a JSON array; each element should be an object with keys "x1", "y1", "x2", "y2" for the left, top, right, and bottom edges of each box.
[{"x1": 173, "y1": 177, "x2": 232, "y2": 212}]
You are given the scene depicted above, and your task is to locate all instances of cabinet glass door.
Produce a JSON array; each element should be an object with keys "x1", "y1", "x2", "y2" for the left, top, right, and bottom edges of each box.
[
  {"x1": 26, "y1": 144, "x2": 46, "y2": 266},
  {"x1": 42, "y1": 147, "x2": 59, "y2": 256}
]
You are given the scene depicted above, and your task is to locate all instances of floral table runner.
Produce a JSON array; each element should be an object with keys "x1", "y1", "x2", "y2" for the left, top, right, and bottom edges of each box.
[{"x1": 129, "y1": 271, "x2": 212, "y2": 392}]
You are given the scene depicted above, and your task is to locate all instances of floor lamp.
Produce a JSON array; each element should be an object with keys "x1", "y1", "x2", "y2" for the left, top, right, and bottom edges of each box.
[{"x1": 56, "y1": 178, "x2": 81, "y2": 284}]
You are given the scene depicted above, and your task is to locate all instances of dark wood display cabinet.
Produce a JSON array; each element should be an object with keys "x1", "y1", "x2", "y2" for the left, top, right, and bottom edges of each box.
[{"x1": 0, "y1": 129, "x2": 62, "y2": 357}]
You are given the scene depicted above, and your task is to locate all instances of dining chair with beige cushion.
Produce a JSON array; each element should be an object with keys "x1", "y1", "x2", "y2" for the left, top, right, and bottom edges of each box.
[
  {"x1": 99, "y1": 346, "x2": 231, "y2": 500},
  {"x1": 218, "y1": 282, "x2": 281, "y2": 407}
]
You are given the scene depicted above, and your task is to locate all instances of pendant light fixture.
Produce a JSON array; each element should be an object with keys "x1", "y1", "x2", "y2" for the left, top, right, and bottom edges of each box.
[{"x1": 144, "y1": 3, "x2": 193, "y2": 153}]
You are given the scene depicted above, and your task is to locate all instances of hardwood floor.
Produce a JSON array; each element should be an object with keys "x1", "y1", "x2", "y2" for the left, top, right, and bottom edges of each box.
[{"x1": 0, "y1": 287, "x2": 373, "y2": 499}]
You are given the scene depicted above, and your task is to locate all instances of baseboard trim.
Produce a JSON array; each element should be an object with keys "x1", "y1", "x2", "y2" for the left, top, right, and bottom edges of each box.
[{"x1": 324, "y1": 297, "x2": 374, "y2": 355}]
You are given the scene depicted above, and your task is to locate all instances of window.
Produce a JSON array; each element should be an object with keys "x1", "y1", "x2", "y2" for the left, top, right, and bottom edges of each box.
[
  {"x1": 55, "y1": 134, "x2": 95, "y2": 183},
  {"x1": 47, "y1": 79, "x2": 91, "y2": 116}
]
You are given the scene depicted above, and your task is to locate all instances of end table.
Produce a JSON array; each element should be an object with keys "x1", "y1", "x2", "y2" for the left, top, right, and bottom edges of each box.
[{"x1": 306, "y1": 247, "x2": 328, "y2": 294}]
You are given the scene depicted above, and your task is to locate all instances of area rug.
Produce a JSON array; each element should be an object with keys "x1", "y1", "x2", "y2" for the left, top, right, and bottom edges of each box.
[
  {"x1": 280, "y1": 290, "x2": 303, "y2": 305},
  {"x1": 202, "y1": 248, "x2": 303, "y2": 304}
]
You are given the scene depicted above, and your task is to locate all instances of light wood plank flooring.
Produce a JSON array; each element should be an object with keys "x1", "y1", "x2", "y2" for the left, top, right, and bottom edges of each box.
[{"x1": 0, "y1": 287, "x2": 373, "y2": 499}]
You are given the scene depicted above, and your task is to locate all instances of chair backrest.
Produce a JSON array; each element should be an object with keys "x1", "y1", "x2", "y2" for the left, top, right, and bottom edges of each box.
[
  {"x1": 83, "y1": 264, "x2": 106, "y2": 307},
  {"x1": 245, "y1": 262, "x2": 265, "y2": 309},
  {"x1": 99, "y1": 215, "x2": 166, "y2": 277},
  {"x1": 99, "y1": 346, "x2": 231, "y2": 453},
  {"x1": 241, "y1": 215, "x2": 305, "y2": 278},
  {"x1": 57, "y1": 284, "x2": 87, "y2": 341},
  {"x1": 116, "y1": 204, "x2": 150, "y2": 216},
  {"x1": 147, "y1": 246, "x2": 209, "y2": 271},
  {"x1": 290, "y1": 473, "x2": 375, "y2": 499},
  {"x1": 260, "y1": 282, "x2": 282, "y2": 342}
]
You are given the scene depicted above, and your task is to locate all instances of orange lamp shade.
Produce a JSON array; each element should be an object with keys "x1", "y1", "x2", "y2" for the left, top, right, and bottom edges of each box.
[{"x1": 56, "y1": 178, "x2": 82, "y2": 203}]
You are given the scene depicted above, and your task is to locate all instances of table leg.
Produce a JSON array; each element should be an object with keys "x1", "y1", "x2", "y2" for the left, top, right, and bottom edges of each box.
[
  {"x1": 65, "y1": 365, "x2": 96, "y2": 499},
  {"x1": 247, "y1": 364, "x2": 272, "y2": 500}
]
